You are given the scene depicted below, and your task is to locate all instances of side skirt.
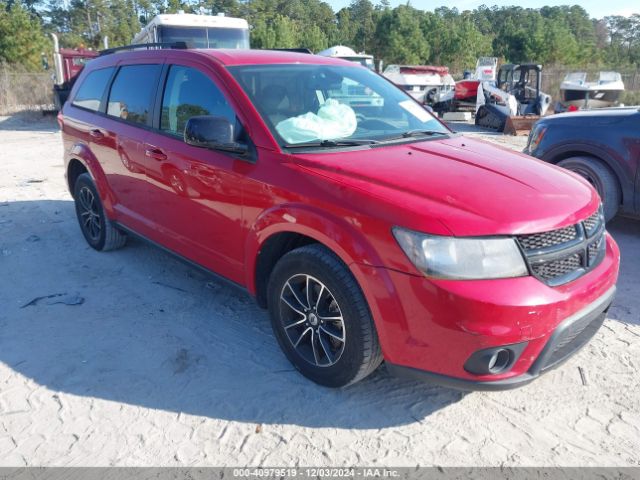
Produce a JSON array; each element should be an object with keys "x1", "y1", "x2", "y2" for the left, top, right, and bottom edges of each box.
[{"x1": 113, "y1": 221, "x2": 252, "y2": 300}]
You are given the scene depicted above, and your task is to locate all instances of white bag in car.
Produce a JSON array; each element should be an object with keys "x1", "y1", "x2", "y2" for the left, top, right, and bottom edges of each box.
[{"x1": 276, "y1": 99, "x2": 357, "y2": 144}]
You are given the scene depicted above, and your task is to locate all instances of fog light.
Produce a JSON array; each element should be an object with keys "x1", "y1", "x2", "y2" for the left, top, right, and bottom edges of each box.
[{"x1": 464, "y1": 342, "x2": 528, "y2": 376}]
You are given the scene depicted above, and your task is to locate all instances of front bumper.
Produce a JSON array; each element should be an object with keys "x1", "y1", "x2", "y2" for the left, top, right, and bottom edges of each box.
[
  {"x1": 363, "y1": 232, "x2": 619, "y2": 390},
  {"x1": 386, "y1": 285, "x2": 615, "y2": 390}
]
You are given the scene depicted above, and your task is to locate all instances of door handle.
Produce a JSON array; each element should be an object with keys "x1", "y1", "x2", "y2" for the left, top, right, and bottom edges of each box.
[
  {"x1": 144, "y1": 147, "x2": 167, "y2": 161},
  {"x1": 89, "y1": 129, "x2": 104, "y2": 140}
]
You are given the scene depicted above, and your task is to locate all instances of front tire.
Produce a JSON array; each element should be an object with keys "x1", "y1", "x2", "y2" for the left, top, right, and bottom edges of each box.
[
  {"x1": 73, "y1": 173, "x2": 127, "y2": 251},
  {"x1": 557, "y1": 156, "x2": 621, "y2": 221},
  {"x1": 267, "y1": 244, "x2": 382, "y2": 387}
]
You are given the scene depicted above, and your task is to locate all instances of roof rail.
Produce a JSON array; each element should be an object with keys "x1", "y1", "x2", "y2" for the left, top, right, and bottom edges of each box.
[
  {"x1": 268, "y1": 48, "x2": 313, "y2": 54},
  {"x1": 99, "y1": 41, "x2": 189, "y2": 56}
]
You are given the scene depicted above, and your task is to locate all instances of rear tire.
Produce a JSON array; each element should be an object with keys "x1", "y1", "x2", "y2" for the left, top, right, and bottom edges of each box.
[
  {"x1": 267, "y1": 244, "x2": 382, "y2": 387},
  {"x1": 557, "y1": 156, "x2": 621, "y2": 222},
  {"x1": 73, "y1": 173, "x2": 127, "y2": 251}
]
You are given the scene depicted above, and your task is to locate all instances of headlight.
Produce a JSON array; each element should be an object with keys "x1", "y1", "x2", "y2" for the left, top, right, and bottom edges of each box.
[
  {"x1": 527, "y1": 124, "x2": 547, "y2": 153},
  {"x1": 392, "y1": 227, "x2": 528, "y2": 280}
]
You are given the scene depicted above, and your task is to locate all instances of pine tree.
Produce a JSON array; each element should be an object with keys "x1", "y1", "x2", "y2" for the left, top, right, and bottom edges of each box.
[{"x1": 0, "y1": 0, "x2": 49, "y2": 69}]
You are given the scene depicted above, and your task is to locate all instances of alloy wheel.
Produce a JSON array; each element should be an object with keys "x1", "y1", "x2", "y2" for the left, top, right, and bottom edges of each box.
[
  {"x1": 78, "y1": 186, "x2": 102, "y2": 242},
  {"x1": 279, "y1": 274, "x2": 346, "y2": 367}
]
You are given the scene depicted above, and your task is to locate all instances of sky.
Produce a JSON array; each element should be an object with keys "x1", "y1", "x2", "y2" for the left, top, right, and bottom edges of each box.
[{"x1": 325, "y1": 0, "x2": 638, "y2": 19}]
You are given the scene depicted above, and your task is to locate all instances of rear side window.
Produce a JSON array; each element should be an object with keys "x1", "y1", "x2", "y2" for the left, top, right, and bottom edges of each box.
[
  {"x1": 107, "y1": 64, "x2": 161, "y2": 125},
  {"x1": 160, "y1": 65, "x2": 236, "y2": 137},
  {"x1": 72, "y1": 67, "x2": 114, "y2": 112}
]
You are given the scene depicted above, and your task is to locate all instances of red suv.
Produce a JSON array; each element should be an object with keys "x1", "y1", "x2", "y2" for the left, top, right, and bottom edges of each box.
[{"x1": 60, "y1": 48, "x2": 619, "y2": 390}]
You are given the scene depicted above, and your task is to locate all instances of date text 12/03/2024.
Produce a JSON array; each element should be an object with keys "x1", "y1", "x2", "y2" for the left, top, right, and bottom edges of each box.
[{"x1": 232, "y1": 468, "x2": 400, "y2": 478}]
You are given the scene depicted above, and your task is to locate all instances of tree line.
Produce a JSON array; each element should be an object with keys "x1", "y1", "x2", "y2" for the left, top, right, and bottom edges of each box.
[{"x1": 1, "y1": 0, "x2": 639, "y2": 72}]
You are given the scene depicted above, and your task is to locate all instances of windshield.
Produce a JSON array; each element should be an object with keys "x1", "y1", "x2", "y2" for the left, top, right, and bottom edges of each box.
[
  {"x1": 228, "y1": 64, "x2": 449, "y2": 147},
  {"x1": 158, "y1": 26, "x2": 250, "y2": 49}
]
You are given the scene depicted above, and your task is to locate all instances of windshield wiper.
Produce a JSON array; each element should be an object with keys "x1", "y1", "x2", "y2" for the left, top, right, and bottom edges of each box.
[
  {"x1": 283, "y1": 139, "x2": 379, "y2": 149},
  {"x1": 402, "y1": 129, "x2": 450, "y2": 138},
  {"x1": 378, "y1": 129, "x2": 450, "y2": 143}
]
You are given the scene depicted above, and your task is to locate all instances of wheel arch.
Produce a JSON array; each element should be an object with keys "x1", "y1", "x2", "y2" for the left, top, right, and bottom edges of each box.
[
  {"x1": 66, "y1": 158, "x2": 89, "y2": 197},
  {"x1": 245, "y1": 205, "x2": 388, "y2": 309},
  {"x1": 65, "y1": 142, "x2": 116, "y2": 216},
  {"x1": 246, "y1": 206, "x2": 405, "y2": 363},
  {"x1": 252, "y1": 231, "x2": 318, "y2": 308}
]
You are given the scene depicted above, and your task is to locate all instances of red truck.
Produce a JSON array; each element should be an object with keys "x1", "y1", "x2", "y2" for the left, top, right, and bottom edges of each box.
[{"x1": 51, "y1": 33, "x2": 99, "y2": 110}]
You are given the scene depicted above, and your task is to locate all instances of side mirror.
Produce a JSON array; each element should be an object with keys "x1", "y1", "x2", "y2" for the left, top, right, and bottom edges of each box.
[{"x1": 184, "y1": 116, "x2": 248, "y2": 155}]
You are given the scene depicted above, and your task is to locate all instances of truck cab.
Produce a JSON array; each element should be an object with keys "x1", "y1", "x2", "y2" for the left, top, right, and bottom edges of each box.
[{"x1": 51, "y1": 33, "x2": 99, "y2": 110}]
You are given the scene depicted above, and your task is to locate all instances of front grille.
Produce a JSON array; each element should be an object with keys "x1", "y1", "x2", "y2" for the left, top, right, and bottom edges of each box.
[
  {"x1": 516, "y1": 207, "x2": 606, "y2": 286},
  {"x1": 531, "y1": 253, "x2": 582, "y2": 281},
  {"x1": 583, "y1": 208, "x2": 602, "y2": 236},
  {"x1": 588, "y1": 237, "x2": 604, "y2": 265},
  {"x1": 518, "y1": 225, "x2": 577, "y2": 251}
]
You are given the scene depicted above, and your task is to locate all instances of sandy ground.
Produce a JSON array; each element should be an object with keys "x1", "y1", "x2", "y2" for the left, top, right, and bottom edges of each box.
[{"x1": 0, "y1": 113, "x2": 639, "y2": 467}]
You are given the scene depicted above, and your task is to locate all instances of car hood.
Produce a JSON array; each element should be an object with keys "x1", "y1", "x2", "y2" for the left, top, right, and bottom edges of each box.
[{"x1": 290, "y1": 136, "x2": 600, "y2": 236}]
